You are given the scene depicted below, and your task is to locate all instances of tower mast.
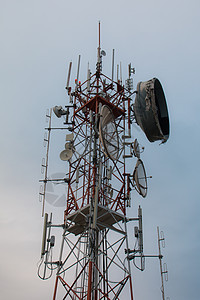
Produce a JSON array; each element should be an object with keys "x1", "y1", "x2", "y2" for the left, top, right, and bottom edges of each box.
[{"x1": 38, "y1": 23, "x2": 170, "y2": 300}]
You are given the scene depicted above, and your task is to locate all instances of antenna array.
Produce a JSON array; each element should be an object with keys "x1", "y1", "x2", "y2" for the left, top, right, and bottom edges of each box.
[{"x1": 38, "y1": 23, "x2": 170, "y2": 300}]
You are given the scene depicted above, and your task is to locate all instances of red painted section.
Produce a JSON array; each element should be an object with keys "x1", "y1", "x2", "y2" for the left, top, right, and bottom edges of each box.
[
  {"x1": 129, "y1": 275, "x2": 134, "y2": 300},
  {"x1": 53, "y1": 276, "x2": 58, "y2": 300}
]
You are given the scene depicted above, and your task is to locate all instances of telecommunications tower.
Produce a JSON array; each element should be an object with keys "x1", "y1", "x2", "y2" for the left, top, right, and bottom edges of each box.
[{"x1": 38, "y1": 23, "x2": 170, "y2": 300}]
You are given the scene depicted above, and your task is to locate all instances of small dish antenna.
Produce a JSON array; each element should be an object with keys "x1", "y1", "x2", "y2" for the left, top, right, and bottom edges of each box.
[
  {"x1": 99, "y1": 105, "x2": 119, "y2": 161},
  {"x1": 60, "y1": 149, "x2": 73, "y2": 161},
  {"x1": 101, "y1": 50, "x2": 106, "y2": 56},
  {"x1": 59, "y1": 143, "x2": 73, "y2": 161},
  {"x1": 133, "y1": 159, "x2": 147, "y2": 197},
  {"x1": 60, "y1": 140, "x2": 74, "y2": 161},
  {"x1": 65, "y1": 142, "x2": 73, "y2": 150},
  {"x1": 53, "y1": 106, "x2": 67, "y2": 118}
]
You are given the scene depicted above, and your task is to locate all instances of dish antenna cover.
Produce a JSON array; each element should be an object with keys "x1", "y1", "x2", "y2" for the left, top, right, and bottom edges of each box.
[
  {"x1": 60, "y1": 148, "x2": 73, "y2": 161},
  {"x1": 133, "y1": 139, "x2": 140, "y2": 158},
  {"x1": 53, "y1": 106, "x2": 67, "y2": 118},
  {"x1": 133, "y1": 159, "x2": 147, "y2": 198},
  {"x1": 101, "y1": 50, "x2": 106, "y2": 56},
  {"x1": 134, "y1": 78, "x2": 169, "y2": 143}
]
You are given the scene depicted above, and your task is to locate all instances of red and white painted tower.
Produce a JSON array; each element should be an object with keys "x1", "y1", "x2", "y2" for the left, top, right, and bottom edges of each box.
[{"x1": 38, "y1": 23, "x2": 170, "y2": 300}]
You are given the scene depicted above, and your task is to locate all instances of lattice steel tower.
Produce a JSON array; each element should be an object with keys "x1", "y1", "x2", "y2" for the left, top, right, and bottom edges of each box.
[{"x1": 38, "y1": 23, "x2": 170, "y2": 300}]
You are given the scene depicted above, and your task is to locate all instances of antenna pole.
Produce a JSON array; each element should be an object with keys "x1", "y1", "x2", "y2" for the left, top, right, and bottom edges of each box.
[
  {"x1": 157, "y1": 226, "x2": 165, "y2": 300},
  {"x1": 76, "y1": 55, "x2": 81, "y2": 83},
  {"x1": 97, "y1": 21, "x2": 101, "y2": 66},
  {"x1": 117, "y1": 64, "x2": 119, "y2": 82},
  {"x1": 87, "y1": 63, "x2": 91, "y2": 93},
  {"x1": 99, "y1": 21, "x2": 101, "y2": 50},
  {"x1": 120, "y1": 61, "x2": 122, "y2": 84},
  {"x1": 112, "y1": 49, "x2": 115, "y2": 84},
  {"x1": 66, "y1": 61, "x2": 72, "y2": 89},
  {"x1": 42, "y1": 109, "x2": 52, "y2": 217}
]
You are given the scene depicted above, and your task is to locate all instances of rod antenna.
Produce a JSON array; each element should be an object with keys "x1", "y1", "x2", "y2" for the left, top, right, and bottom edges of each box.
[
  {"x1": 120, "y1": 62, "x2": 122, "y2": 84},
  {"x1": 87, "y1": 63, "x2": 91, "y2": 92},
  {"x1": 41, "y1": 213, "x2": 48, "y2": 257},
  {"x1": 112, "y1": 49, "x2": 115, "y2": 84},
  {"x1": 157, "y1": 226, "x2": 169, "y2": 300},
  {"x1": 76, "y1": 55, "x2": 81, "y2": 84},
  {"x1": 66, "y1": 61, "x2": 72, "y2": 90},
  {"x1": 98, "y1": 21, "x2": 101, "y2": 63}
]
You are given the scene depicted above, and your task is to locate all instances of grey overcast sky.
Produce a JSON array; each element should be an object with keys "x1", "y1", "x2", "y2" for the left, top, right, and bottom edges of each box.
[{"x1": 1, "y1": 0, "x2": 200, "y2": 299}]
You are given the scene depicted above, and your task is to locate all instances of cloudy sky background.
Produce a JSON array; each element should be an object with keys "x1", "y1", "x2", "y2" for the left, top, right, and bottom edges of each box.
[{"x1": 1, "y1": 0, "x2": 200, "y2": 299}]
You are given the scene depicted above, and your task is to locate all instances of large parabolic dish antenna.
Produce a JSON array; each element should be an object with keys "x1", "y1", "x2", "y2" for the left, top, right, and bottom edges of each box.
[
  {"x1": 99, "y1": 105, "x2": 119, "y2": 161},
  {"x1": 134, "y1": 78, "x2": 169, "y2": 143}
]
